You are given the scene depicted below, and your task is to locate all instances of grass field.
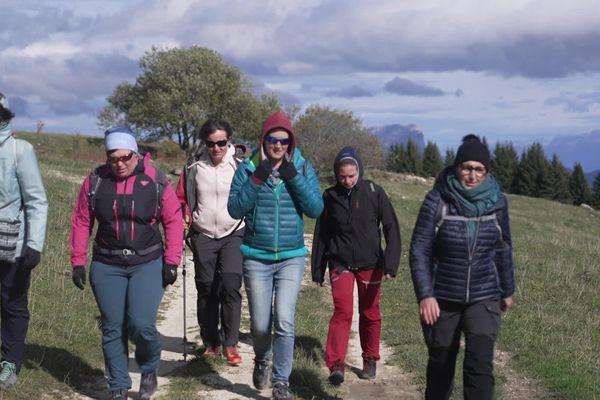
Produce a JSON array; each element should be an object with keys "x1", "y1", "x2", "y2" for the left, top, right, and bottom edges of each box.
[{"x1": 3, "y1": 132, "x2": 598, "y2": 399}]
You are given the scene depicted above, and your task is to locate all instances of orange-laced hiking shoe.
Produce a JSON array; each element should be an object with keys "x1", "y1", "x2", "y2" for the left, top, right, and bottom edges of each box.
[{"x1": 202, "y1": 345, "x2": 221, "y2": 359}]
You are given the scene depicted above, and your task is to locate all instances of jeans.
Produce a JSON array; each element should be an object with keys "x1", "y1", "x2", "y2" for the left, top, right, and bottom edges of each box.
[
  {"x1": 243, "y1": 256, "x2": 304, "y2": 385},
  {"x1": 325, "y1": 267, "x2": 382, "y2": 369},
  {"x1": 0, "y1": 259, "x2": 31, "y2": 372},
  {"x1": 422, "y1": 299, "x2": 501, "y2": 400},
  {"x1": 90, "y1": 258, "x2": 164, "y2": 391}
]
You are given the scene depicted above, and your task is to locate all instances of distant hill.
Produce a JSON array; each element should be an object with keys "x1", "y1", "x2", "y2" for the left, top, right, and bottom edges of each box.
[
  {"x1": 545, "y1": 130, "x2": 600, "y2": 172},
  {"x1": 369, "y1": 124, "x2": 425, "y2": 155}
]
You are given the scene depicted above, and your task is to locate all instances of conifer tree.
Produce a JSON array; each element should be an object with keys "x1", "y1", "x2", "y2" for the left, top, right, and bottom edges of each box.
[
  {"x1": 592, "y1": 172, "x2": 600, "y2": 209},
  {"x1": 512, "y1": 143, "x2": 552, "y2": 197},
  {"x1": 444, "y1": 148, "x2": 455, "y2": 166},
  {"x1": 405, "y1": 138, "x2": 423, "y2": 176},
  {"x1": 422, "y1": 141, "x2": 444, "y2": 178},
  {"x1": 549, "y1": 154, "x2": 572, "y2": 204},
  {"x1": 386, "y1": 143, "x2": 408, "y2": 173},
  {"x1": 569, "y1": 163, "x2": 593, "y2": 206},
  {"x1": 491, "y1": 142, "x2": 518, "y2": 193}
]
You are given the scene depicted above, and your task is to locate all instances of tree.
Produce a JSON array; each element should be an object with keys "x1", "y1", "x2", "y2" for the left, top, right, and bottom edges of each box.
[
  {"x1": 405, "y1": 138, "x2": 423, "y2": 176},
  {"x1": 491, "y1": 142, "x2": 518, "y2": 193},
  {"x1": 548, "y1": 154, "x2": 572, "y2": 204},
  {"x1": 592, "y1": 172, "x2": 600, "y2": 209},
  {"x1": 444, "y1": 148, "x2": 455, "y2": 167},
  {"x1": 569, "y1": 163, "x2": 593, "y2": 206},
  {"x1": 422, "y1": 141, "x2": 443, "y2": 178},
  {"x1": 386, "y1": 143, "x2": 410, "y2": 173},
  {"x1": 98, "y1": 46, "x2": 280, "y2": 150},
  {"x1": 512, "y1": 143, "x2": 552, "y2": 198},
  {"x1": 294, "y1": 105, "x2": 383, "y2": 177}
]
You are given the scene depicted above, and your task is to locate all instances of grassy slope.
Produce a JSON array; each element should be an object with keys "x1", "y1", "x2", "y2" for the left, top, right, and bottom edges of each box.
[{"x1": 9, "y1": 133, "x2": 599, "y2": 399}]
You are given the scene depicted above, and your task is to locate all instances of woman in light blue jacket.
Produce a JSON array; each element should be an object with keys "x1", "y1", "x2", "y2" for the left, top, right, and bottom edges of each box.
[
  {"x1": 0, "y1": 92, "x2": 48, "y2": 390},
  {"x1": 228, "y1": 111, "x2": 323, "y2": 400}
]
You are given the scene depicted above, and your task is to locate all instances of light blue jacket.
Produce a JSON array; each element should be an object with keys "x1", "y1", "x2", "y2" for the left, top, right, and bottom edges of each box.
[
  {"x1": 228, "y1": 148, "x2": 323, "y2": 261},
  {"x1": 0, "y1": 128, "x2": 48, "y2": 255}
]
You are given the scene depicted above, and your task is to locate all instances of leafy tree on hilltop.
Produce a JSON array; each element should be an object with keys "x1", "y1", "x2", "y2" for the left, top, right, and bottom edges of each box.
[
  {"x1": 422, "y1": 141, "x2": 443, "y2": 178},
  {"x1": 491, "y1": 142, "x2": 518, "y2": 193},
  {"x1": 569, "y1": 163, "x2": 593, "y2": 206},
  {"x1": 549, "y1": 154, "x2": 572, "y2": 204},
  {"x1": 592, "y1": 172, "x2": 600, "y2": 209},
  {"x1": 294, "y1": 105, "x2": 383, "y2": 177},
  {"x1": 98, "y1": 46, "x2": 280, "y2": 150}
]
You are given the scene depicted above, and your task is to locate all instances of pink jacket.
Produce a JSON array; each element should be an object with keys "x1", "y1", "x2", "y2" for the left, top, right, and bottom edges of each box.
[{"x1": 70, "y1": 153, "x2": 182, "y2": 267}]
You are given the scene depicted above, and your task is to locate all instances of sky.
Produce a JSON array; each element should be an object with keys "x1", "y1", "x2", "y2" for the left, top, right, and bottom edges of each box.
[{"x1": 2, "y1": 0, "x2": 600, "y2": 151}]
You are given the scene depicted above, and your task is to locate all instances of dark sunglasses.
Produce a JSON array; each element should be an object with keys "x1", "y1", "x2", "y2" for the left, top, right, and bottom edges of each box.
[
  {"x1": 108, "y1": 152, "x2": 135, "y2": 164},
  {"x1": 264, "y1": 135, "x2": 290, "y2": 145},
  {"x1": 205, "y1": 139, "x2": 228, "y2": 148}
]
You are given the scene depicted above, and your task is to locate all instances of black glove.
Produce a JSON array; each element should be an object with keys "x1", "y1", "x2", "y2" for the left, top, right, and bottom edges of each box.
[
  {"x1": 252, "y1": 159, "x2": 271, "y2": 184},
  {"x1": 22, "y1": 247, "x2": 41, "y2": 270},
  {"x1": 162, "y1": 264, "x2": 177, "y2": 288},
  {"x1": 72, "y1": 266, "x2": 86, "y2": 290},
  {"x1": 278, "y1": 154, "x2": 297, "y2": 180}
]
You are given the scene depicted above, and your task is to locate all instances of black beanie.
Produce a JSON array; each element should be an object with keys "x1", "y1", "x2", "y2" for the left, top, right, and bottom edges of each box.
[{"x1": 454, "y1": 134, "x2": 490, "y2": 170}]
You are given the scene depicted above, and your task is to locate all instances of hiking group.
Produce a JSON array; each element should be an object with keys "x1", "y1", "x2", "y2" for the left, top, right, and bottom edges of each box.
[{"x1": 0, "y1": 91, "x2": 515, "y2": 400}]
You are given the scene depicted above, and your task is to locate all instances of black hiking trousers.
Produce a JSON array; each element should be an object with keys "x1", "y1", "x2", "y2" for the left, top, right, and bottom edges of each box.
[
  {"x1": 422, "y1": 299, "x2": 501, "y2": 400},
  {"x1": 190, "y1": 229, "x2": 244, "y2": 348}
]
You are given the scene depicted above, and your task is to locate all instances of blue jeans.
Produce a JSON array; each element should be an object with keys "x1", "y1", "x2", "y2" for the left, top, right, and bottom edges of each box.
[
  {"x1": 243, "y1": 256, "x2": 304, "y2": 385},
  {"x1": 90, "y1": 258, "x2": 164, "y2": 391}
]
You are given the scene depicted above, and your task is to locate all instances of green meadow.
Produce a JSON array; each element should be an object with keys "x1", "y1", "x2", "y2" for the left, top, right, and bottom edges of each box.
[{"x1": 3, "y1": 132, "x2": 598, "y2": 399}]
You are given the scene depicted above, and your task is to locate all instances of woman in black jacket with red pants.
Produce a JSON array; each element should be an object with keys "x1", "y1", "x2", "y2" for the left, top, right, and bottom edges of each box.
[
  {"x1": 311, "y1": 146, "x2": 401, "y2": 385},
  {"x1": 410, "y1": 135, "x2": 515, "y2": 400}
]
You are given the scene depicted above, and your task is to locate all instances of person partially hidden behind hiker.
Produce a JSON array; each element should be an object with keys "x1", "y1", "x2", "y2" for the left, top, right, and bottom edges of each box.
[
  {"x1": 69, "y1": 127, "x2": 182, "y2": 400},
  {"x1": 0, "y1": 92, "x2": 48, "y2": 390},
  {"x1": 228, "y1": 111, "x2": 324, "y2": 400},
  {"x1": 311, "y1": 146, "x2": 401, "y2": 385},
  {"x1": 410, "y1": 134, "x2": 515, "y2": 400},
  {"x1": 175, "y1": 119, "x2": 245, "y2": 366}
]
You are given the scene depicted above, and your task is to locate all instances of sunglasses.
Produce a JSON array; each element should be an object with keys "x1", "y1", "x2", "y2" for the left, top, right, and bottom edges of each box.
[
  {"x1": 108, "y1": 152, "x2": 135, "y2": 164},
  {"x1": 459, "y1": 165, "x2": 487, "y2": 176},
  {"x1": 264, "y1": 135, "x2": 290, "y2": 145},
  {"x1": 205, "y1": 139, "x2": 228, "y2": 148}
]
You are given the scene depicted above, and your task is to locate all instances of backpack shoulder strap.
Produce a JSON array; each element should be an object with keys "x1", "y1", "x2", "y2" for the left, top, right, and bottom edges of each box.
[
  {"x1": 435, "y1": 197, "x2": 448, "y2": 235},
  {"x1": 154, "y1": 169, "x2": 168, "y2": 217},
  {"x1": 88, "y1": 165, "x2": 104, "y2": 213}
]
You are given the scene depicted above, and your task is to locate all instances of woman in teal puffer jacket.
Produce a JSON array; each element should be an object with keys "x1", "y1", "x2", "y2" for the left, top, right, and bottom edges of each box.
[{"x1": 228, "y1": 111, "x2": 323, "y2": 400}]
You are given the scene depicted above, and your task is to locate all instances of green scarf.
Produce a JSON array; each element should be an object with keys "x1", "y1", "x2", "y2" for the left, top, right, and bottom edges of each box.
[{"x1": 446, "y1": 171, "x2": 500, "y2": 244}]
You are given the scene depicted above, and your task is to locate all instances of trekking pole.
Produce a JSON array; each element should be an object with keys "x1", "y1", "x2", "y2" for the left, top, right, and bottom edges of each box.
[{"x1": 182, "y1": 232, "x2": 188, "y2": 362}]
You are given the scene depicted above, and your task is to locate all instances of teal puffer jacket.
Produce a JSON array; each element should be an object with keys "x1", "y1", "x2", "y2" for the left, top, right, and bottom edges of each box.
[{"x1": 228, "y1": 148, "x2": 323, "y2": 261}]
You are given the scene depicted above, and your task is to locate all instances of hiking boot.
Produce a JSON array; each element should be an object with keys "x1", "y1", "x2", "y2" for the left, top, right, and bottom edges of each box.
[
  {"x1": 0, "y1": 361, "x2": 17, "y2": 389},
  {"x1": 272, "y1": 382, "x2": 294, "y2": 400},
  {"x1": 139, "y1": 371, "x2": 157, "y2": 399},
  {"x1": 252, "y1": 360, "x2": 270, "y2": 390},
  {"x1": 109, "y1": 389, "x2": 127, "y2": 399},
  {"x1": 361, "y1": 356, "x2": 376, "y2": 379},
  {"x1": 202, "y1": 345, "x2": 220, "y2": 359},
  {"x1": 223, "y1": 345, "x2": 242, "y2": 366},
  {"x1": 328, "y1": 360, "x2": 345, "y2": 386}
]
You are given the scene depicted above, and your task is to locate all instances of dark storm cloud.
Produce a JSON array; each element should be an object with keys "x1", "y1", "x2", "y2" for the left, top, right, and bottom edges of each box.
[
  {"x1": 383, "y1": 77, "x2": 444, "y2": 97},
  {"x1": 326, "y1": 85, "x2": 373, "y2": 98}
]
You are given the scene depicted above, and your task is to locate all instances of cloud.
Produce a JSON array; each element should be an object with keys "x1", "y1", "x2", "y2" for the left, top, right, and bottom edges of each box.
[
  {"x1": 6, "y1": 96, "x2": 30, "y2": 118},
  {"x1": 545, "y1": 91, "x2": 600, "y2": 113},
  {"x1": 383, "y1": 77, "x2": 445, "y2": 97},
  {"x1": 326, "y1": 85, "x2": 373, "y2": 98}
]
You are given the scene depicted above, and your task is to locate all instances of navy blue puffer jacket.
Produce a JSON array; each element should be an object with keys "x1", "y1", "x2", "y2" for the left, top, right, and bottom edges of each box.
[{"x1": 409, "y1": 168, "x2": 515, "y2": 304}]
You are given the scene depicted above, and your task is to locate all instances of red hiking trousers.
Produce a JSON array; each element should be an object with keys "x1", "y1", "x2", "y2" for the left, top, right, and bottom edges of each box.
[{"x1": 325, "y1": 267, "x2": 383, "y2": 370}]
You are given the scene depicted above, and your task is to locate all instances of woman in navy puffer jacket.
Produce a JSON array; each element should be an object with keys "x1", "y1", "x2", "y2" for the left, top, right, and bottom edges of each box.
[{"x1": 410, "y1": 134, "x2": 515, "y2": 400}]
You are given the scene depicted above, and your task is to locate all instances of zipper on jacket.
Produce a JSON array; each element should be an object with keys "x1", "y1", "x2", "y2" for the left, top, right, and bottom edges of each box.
[
  {"x1": 113, "y1": 199, "x2": 119, "y2": 240},
  {"x1": 274, "y1": 194, "x2": 280, "y2": 253},
  {"x1": 131, "y1": 200, "x2": 135, "y2": 241},
  {"x1": 465, "y1": 219, "x2": 481, "y2": 303}
]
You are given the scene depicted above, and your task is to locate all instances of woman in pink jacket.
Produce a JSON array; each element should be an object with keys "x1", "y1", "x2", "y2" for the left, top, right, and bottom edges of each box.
[{"x1": 69, "y1": 127, "x2": 182, "y2": 400}]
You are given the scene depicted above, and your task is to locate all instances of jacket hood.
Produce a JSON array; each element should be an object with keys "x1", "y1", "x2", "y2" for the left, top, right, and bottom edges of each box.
[
  {"x1": 259, "y1": 111, "x2": 296, "y2": 161},
  {"x1": 0, "y1": 126, "x2": 12, "y2": 144},
  {"x1": 333, "y1": 146, "x2": 364, "y2": 185}
]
